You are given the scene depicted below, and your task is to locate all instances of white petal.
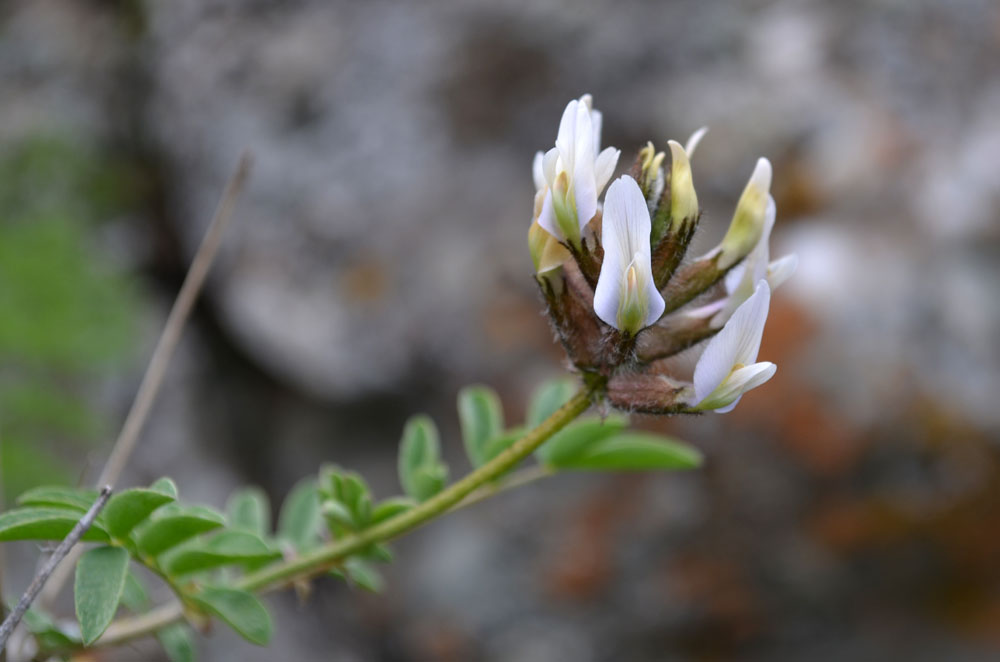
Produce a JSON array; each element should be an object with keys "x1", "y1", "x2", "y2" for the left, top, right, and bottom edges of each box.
[
  {"x1": 684, "y1": 126, "x2": 709, "y2": 158},
  {"x1": 536, "y1": 189, "x2": 560, "y2": 239},
  {"x1": 572, "y1": 100, "x2": 595, "y2": 170},
  {"x1": 573, "y1": 164, "x2": 598, "y2": 227},
  {"x1": 532, "y1": 151, "x2": 545, "y2": 191},
  {"x1": 542, "y1": 147, "x2": 560, "y2": 184},
  {"x1": 590, "y1": 108, "x2": 603, "y2": 151},
  {"x1": 693, "y1": 280, "x2": 771, "y2": 402},
  {"x1": 593, "y1": 176, "x2": 664, "y2": 330},
  {"x1": 724, "y1": 261, "x2": 748, "y2": 295},
  {"x1": 683, "y1": 298, "x2": 727, "y2": 320},
  {"x1": 710, "y1": 362, "x2": 777, "y2": 413},
  {"x1": 767, "y1": 253, "x2": 798, "y2": 289},
  {"x1": 639, "y1": 253, "x2": 666, "y2": 328},
  {"x1": 555, "y1": 100, "x2": 579, "y2": 165},
  {"x1": 749, "y1": 157, "x2": 773, "y2": 197},
  {"x1": 594, "y1": 147, "x2": 620, "y2": 194}
]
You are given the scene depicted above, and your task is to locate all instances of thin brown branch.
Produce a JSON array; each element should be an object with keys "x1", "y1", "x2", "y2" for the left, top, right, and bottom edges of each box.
[
  {"x1": 0, "y1": 487, "x2": 113, "y2": 651},
  {"x1": 40, "y1": 152, "x2": 253, "y2": 606}
]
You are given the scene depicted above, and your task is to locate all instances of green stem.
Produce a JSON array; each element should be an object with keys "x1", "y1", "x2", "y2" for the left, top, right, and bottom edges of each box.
[{"x1": 82, "y1": 388, "x2": 595, "y2": 651}]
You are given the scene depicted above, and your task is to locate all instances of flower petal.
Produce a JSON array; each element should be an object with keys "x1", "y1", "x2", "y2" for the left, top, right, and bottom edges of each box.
[
  {"x1": 594, "y1": 147, "x2": 620, "y2": 194},
  {"x1": 555, "y1": 99, "x2": 579, "y2": 165},
  {"x1": 532, "y1": 151, "x2": 546, "y2": 191},
  {"x1": 542, "y1": 147, "x2": 559, "y2": 184},
  {"x1": 590, "y1": 108, "x2": 603, "y2": 151},
  {"x1": 767, "y1": 253, "x2": 799, "y2": 289},
  {"x1": 593, "y1": 176, "x2": 664, "y2": 331},
  {"x1": 708, "y1": 362, "x2": 777, "y2": 413},
  {"x1": 536, "y1": 189, "x2": 560, "y2": 239},
  {"x1": 684, "y1": 126, "x2": 709, "y2": 157},
  {"x1": 692, "y1": 280, "x2": 771, "y2": 402}
]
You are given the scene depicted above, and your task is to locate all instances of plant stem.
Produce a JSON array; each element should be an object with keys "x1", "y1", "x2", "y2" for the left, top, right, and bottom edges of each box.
[
  {"x1": 84, "y1": 389, "x2": 594, "y2": 651},
  {"x1": 240, "y1": 388, "x2": 592, "y2": 592}
]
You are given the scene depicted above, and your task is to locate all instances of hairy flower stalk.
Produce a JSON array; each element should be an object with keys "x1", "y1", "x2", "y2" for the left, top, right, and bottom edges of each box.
[{"x1": 531, "y1": 95, "x2": 794, "y2": 413}]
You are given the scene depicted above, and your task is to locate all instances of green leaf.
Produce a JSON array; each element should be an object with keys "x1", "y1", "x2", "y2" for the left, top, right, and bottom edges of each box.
[
  {"x1": 22, "y1": 607, "x2": 80, "y2": 649},
  {"x1": 226, "y1": 487, "x2": 270, "y2": 537},
  {"x1": 457, "y1": 385, "x2": 504, "y2": 468},
  {"x1": 149, "y1": 477, "x2": 178, "y2": 499},
  {"x1": 343, "y1": 558, "x2": 383, "y2": 593},
  {"x1": 277, "y1": 479, "x2": 320, "y2": 552},
  {"x1": 397, "y1": 416, "x2": 448, "y2": 502},
  {"x1": 75, "y1": 545, "x2": 130, "y2": 645},
  {"x1": 158, "y1": 623, "x2": 196, "y2": 662},
  {"x1": 16, "y1": 485, "x2": 99, "y2": 513},
  {"x1": 162, "y1": 531, "x2": 280, "y2": 576},
  {"x1": 191, "y1": 586, "x2": 272, "y2": 646},
  {"x1": 527, "y1": 378, "x2": 577, "y2": 428},
  {"x1": 371, "y1": 497, "x2": 414, "y2": 525},
  {"x1": 321, "y1": 499, "x2": 356, "y2": 531},
  {"x1": 0, "y1": 507, "x2": 109, "y2": 542},
  {"x1": 133, "y1": 505, "x2": 226, "y2": 557},
  {"x1": 550, "y1": 432, "x2": 703, "y2": 471},
  {"x1": 103, "y1": 487, "x2": 175, "y2": 539},
  {"x1": 121, "y1": 570, "x2": 149, "y2": 612},
  {"x1": 357, "y1": 543, "x2": 394, "y2": 564},
  {"x1": 536, "y1": 416, "x2": 628, "y2": 466}
]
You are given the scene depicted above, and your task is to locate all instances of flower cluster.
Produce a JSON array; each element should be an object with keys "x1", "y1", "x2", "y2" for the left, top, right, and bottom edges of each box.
[{"x1": 529, "y1": 95, "x2": 797, "y2": 414}]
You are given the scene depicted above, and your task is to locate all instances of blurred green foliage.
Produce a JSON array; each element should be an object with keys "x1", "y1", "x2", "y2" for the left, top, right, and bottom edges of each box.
[{"x1": 0, "y1": 135, "x2": 142, "y2": 499}]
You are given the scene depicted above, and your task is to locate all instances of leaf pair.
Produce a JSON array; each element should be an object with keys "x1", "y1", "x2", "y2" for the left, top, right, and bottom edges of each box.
[{"x1": 398, "y1": 416, "x2": 448, "y2": 502}]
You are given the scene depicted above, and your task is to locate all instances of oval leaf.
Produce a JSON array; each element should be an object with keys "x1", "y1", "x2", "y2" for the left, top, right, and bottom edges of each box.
[
  {"x1": 226, "y1": 487, "x2": 271, "y2": 537},
  {"x1": 457, "y1": 385, "x2": 504, "y2": 468},
  {"x1": 162, "y1": 530, "x2": 280, "y2": 576},
  {"x1": 551, "y1": 433, "x2": 703, "y2": 471},
  {"x1": 0, "y1": 507, "x2": 109, "y2": 543},
  {"x1": 17, "y1": 485, "x2": 99, "y2": 513},
  {"x1": 277, "y1": 479, "x2": 320, "y2": 552},
  {"x1": 133, "y1": 505, "x2": 226, "y2": 557},
  {"x1": 103, "y1": 488, "x2": 175, "y2": 539},
  {"x1": 75, "y1": 546, "x2": 130, "y2": 645},
  {"x1": 149, "y1": 477, "x2": 179, "y2": 499},
  {"x1": 371, "y1": 497, "x2": 414, "y2": 525},
  {"x1": 526, "y1": 378, "x2": 577, "y2": 428},
  {"x1": 536, "y1": 417, "x2": 628, "y2": 466},
  {"x1": 158, "y1": 623, "x2": 196, "y2": 662},
  {"x1": 192, "y1": 586, "x2": 272, "y2": 646},
  {"x1": 398, "y1": 416, "x2": 447, "y2": 502}
]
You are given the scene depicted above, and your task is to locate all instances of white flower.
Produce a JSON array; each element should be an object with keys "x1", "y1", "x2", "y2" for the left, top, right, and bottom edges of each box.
[
  {"x1": 687, "y1": 195, "x2": 799, "y2": 327},
  {"x1": 691, "y1": 280, "x2": 776, "y2": 413},
  {"x1": 593, "y1": 176, "x2": 665, "y2": 334},
  {"x1": 535, "y1": 95, "x2": 620, "y2": 245},
  {"x1": 717, "y1": 158, "x2": 773, "y2": 269}
]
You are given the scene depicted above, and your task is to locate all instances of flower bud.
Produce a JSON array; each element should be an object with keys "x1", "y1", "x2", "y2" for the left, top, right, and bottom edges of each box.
[
  {"x1": 607, "y1": 373, "x2": 690, "y2": 414},
  {"x1": 529, "y1": 218, "x2": 570, "y2": 275},
  {"x1": 667, "y1": 140, "x2": 698, "y2": 233},
  {"x1": 635, "y1": 141, "x2": 666, "y2": 202},
  {"x1": 718, "y1": 158, "x2": 772, "y2": 270}
]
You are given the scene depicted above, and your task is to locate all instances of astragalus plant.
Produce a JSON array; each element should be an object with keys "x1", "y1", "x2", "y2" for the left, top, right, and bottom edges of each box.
[{"x1": 0, "y1": 94, "x2": 794, "y2": 661}]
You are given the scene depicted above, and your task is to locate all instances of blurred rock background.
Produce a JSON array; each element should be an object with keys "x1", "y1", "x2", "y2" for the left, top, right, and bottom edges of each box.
[{"x1": 2, "y1": 0, "x2": 1000, "y2": 660}]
